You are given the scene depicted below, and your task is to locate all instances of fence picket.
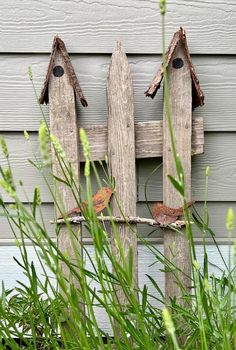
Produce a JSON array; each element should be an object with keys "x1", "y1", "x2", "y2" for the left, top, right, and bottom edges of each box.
[
  {"x1": 40, "y1": 38, "x2": 87, "y2": 317},
  {"x1": 107, "y1": 41, "x2": 138, "y2": 308},
  {"x1": 163, "y1": 41, "x2": 192, "y2": 302}
]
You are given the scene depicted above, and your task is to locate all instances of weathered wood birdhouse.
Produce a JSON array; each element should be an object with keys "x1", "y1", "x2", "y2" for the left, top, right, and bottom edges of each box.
[
  {"x1": 40, "y1": 35, "x2": 88, "y2": 220},
  {"x1": 145, "y1": 27, "x2": 205, "y2": 301},
  {"x1": 39, "y1": 37, "x2": 88, "y2": 304},
  {"x1": 145, "y1": 27, "x2": 204, "y2": 109}
]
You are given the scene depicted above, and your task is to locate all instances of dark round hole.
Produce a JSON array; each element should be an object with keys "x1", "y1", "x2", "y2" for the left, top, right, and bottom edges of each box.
[
  {"x1": 53, "y1": 65, "x2": 64, "y2": 77},
  {"x1": 172, "y1": 58, "x2": 184, "y2": 69}
]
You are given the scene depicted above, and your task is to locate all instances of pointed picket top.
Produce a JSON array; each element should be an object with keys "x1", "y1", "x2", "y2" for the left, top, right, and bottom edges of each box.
[
  {"x1": 107, "y1": 40, "x2": 138, "y2": 312},
  {"x1": 112, "y1": 39, "x2": 125, "y2": 56},
  {"x1": 108, "y1": 40, "x2": 131, "y2": 85},
  {"x1": 39, "y1": 36, "x2": 88, "y2": 107},
  {"x1": 145, "y1": 27, "x2": 204, "y2": 109}
]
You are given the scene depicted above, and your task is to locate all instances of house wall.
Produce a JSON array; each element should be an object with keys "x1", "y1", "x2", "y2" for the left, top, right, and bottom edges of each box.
[{"x1": 0, "y1": 0, "x2": 236, "y2": 312}]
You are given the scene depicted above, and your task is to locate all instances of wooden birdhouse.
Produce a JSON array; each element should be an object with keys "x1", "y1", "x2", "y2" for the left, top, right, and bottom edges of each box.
[
  {"x1": 145, "y1": 27, "x2": 204, "y2": 109},
  {"x1": 39, "y1": 35, "x2": 87, "y2": 218},
  {"x1": 40, "y1": 36, "x2": 87, "y2": 106},
  {"x1": 39, "y1": 37, "x2": 87, "y2": 303},
  {"x1": 145, "y1": 27, "x2": 205, "y2": 301}
]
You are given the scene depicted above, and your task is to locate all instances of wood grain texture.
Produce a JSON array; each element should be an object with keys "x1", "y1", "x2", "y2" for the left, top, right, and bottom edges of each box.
[
  {"x1": 49, "y1": 51, "x2": 80, "y2": 214},
  {"x1": 0, "y1": 132, "x2": 236, "y2": 203},
  {"x1": 1, "y1": 202, "x2": 235, "y2": 241},
  {"x1": 162, "y1": 42, "x2": 192, "y2": 300},
  {"x1": 48, "y1": 50, "x2": 82, "y2": 293},
  {"x1": 0, "y1": 55, "x2": 235, "y2": 132},
  {"x1": 0, "y1": 244, "x2": 231, "y2": 333},
  {"x1": 79, "y1": 118, "x2": 203, "y2": 161},
  {"x1": 1, "y1": 1, "x2": 236, "y2": 54},
  {"x1": 107, "y1": 41, "x2": 138, "y2": 305}
]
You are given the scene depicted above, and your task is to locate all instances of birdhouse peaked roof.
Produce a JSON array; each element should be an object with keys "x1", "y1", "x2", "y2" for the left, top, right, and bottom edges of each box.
[
  {"x1": 39, "y1": 36, "x2": 88, "y2": 107},
  {"x1": 145, "y1": 27, "x2": 204, "y2": 109}
]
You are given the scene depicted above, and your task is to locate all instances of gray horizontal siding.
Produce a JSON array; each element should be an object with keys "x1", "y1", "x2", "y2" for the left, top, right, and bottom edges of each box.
[
  {"x1": 0, "y1": 132, "x2": 235, "y2": 202},
  {"x1": 0, "y1": 244, "x2": 230, "y2": 332},
  {"x1": 1, "y1": 1, "x2": 236, "y2": 54},
  {"x1": 138, "y1": 133, "x2": 236, "y2": 202},
  {"x1": 0, "y1": 55, "x2": 236, "y2": 131},
  {"x1": 0, "y1": 204, "x2": 55, "y2": 239},
  {"x1": 1, "y1": 202, "x2": 235, "y2": 241},
  {"x1": 0, "y1": 245, "x2": 230, "y2": 292}
]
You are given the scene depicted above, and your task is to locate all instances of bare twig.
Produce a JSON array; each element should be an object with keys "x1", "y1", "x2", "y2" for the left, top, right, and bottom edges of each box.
[{"x1": 52, "y1": 215, "x2": 188, "y2": 228}]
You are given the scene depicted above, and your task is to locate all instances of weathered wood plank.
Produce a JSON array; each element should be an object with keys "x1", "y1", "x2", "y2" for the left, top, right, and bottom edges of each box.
[
  {"x1": 78, "y1": 118, "x2": 203, "y2": 161},
  {"x1": 107, "y1": 41, "x2": 138, "y2": 307},
  {"x1": 1, "y1": 1, "x2": 236, "y2": 54},
  {"x1": 49, "y1": 52, "x2": 80, "y2": 215},
  {"x1": 162, "y1": 42, "x2": 192, "y2": 300},
  {"x1": 0, "y1": 54, "x2": 235, "y2": 132},
  {"x1": 1, "y1": 202, "x2": 236, "y2": 241},
  {"x1": 48, "y1": 49, "x2": 83, "y2": 298}
]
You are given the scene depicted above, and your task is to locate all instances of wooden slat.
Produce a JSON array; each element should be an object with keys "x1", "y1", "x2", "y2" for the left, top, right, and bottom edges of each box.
[
  {"x1": 1, "y1": 1, "x2": 236, "y2": 54},
  {"x1": 107, "y1": 41, "x2": 138, "y2": 307},
  {"x1": 162, "y1": 42, "x2": 192, "y2": 301},
  {"x1": 78, "y1": 118, "x2": 203, "y2": 161},
  {"x1": 0, "y1": 54, "x2": 235, "y2": 132},
  {"x1": 48, "y1": 49, "x2": 83, "y2": 296}
]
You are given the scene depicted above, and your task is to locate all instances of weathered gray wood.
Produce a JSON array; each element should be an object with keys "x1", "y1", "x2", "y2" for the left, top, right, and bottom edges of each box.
[
  {"x1": 0, "y1": 54, "x2": 236, "y2": 132},
  {"x1": 163, "y1": 42, "x2": 192, "y2": 301},
  {"x1": 79, "y1": 125, "x2": 107, "y2": 161},
  {"x1": 107, "y1": 41, "x2": 138, "y2": 307},
  {"x1": 1, "y1": 1, "x2": 236, "y2": 54},
  {"x1": 48, "y1": 50, "x2": 83, "y2": 299},
  {"x1": 1, "y1": 132, "x2": 236, "y2": 203},
  {"x1": 78, "y1": 118, "x2": 203, "y2": 161}
]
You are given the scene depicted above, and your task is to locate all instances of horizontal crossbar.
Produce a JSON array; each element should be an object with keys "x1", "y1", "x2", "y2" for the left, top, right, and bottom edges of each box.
[{"x1": 78, "y1": 118, "x2": 204, "y2": 161}]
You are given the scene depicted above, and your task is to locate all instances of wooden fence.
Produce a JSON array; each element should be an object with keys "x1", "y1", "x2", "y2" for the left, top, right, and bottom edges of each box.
[{"x1": 40, "y1": 28, "x2": 205, "y2": 306}]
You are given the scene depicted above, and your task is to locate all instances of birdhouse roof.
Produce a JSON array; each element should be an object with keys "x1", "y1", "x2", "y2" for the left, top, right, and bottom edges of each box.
[
  {"x1": 39, "y1": 36, "x2": 88, "y2": 107},
  {"x1": 145, "y1": 27, "x2": 204, "y2": 109}
]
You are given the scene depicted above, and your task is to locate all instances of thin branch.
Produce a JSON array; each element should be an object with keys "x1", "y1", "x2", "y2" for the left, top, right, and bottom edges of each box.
[{"x1": 52, "y1": 215, "x2": 187, "y2": 228}]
